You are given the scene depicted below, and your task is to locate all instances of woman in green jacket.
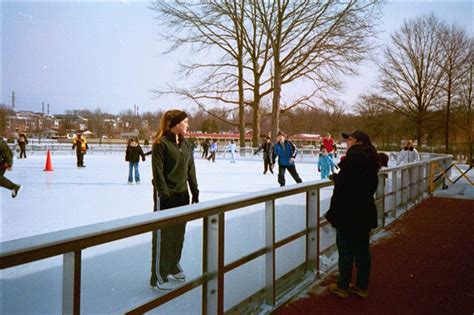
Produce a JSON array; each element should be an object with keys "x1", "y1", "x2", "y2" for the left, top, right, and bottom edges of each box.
[
  {"x1": 150, "y1": 109, "x2": 199, "y2": 291},
  {"x1": 0, "y1": 139, "x2": 21, "y2": 198}
]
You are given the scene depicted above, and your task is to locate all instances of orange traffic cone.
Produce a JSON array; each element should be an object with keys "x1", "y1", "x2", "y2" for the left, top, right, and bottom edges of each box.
[{"x1": 44, "y1": 149, "x2": 53, "y2": 171}]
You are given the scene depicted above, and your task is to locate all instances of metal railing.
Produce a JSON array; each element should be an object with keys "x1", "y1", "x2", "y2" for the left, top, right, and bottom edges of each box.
[{"x1": 0, "y1": 154, "x2": 452, "y2": 314}]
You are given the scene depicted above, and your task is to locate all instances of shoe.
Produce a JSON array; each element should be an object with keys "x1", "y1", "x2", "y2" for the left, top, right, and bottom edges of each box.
[
  {"x1": 168, "y1": 272, "x2": 185, "y2": 282},
  {"x1": 263, "y1": 171, "x2": 267, "y2": 174},
  {"x1": 128, "y1": 181, "x2": 133, "y2": 185},
  {"x1": 12, "y1": 185, "x2": 22, "y2": 198},
  {"x1": 328, "y1": 283, "x2": 348, "y2": 298},
  {"x1": 136, "y1": 180, "x2": 140, "y2": 184},
  {"x1": 151, "y1": 281, "x2": 175, "y2": 291},
  {"x1": 349, "y1": 285, "x2": 368, "y2": 298}
]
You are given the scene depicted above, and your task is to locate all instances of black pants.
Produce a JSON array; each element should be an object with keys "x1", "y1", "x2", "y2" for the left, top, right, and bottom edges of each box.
[
  {"x1": 207, "y1": 152, "x2": 216, "y2": 162},
  {"x1": 278, "y1": 165, "x2": 302, "y2": 186},
  {"x1": 0, "y1": 169, "x2": 18, "y2": 190},
  {"x1": 263, "y1": 156, "x2": 273, "y2": 174},
  {"x1": 202, "y1": 148, "x2": 209, "y2": 158},
  {"x1": 336, "y1": 228, "x2": 371, "y2": 290},
  {"x1": 19, "y1": 144, "x2": 27, "y2": 158},
  {"x1": 76, "y1": 151, "x2": 85, "y2": 167},
  {"x1": 151, "y1": 190, "x2": 189, "y2": 285}
]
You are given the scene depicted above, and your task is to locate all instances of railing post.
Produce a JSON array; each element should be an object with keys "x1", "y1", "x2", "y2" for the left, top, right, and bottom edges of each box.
[
  {"x1": 376, "y1": 173, "x2": 386, "y2": 227},
  {"x1": 264, "y1": 200, "x2": 275, "y2": 306},
  {"x1": 401, "y1": 168, "x2": 408, "y2": 210},
  {"x1": 306, "y1": 189, "x2": 319, "y2": 274},
  {"x1": 391, "y1": 170, "x2": 397, "y2": 218},
  {"x1": 63, "y1": 251, "x2": 81, "y2": 315},
  {"x1": 202, "y1": 213, "x2": 224, "y2": 315}
]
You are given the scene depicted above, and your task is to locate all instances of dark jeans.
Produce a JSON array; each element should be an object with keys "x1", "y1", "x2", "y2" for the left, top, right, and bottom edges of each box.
[
  {"x1": 151, "y1": 191, "x2": 189, "y2": 285},
  {"x1": 76, "y1": 151, "x2": 85, "y2": 167},
  {"x1": 19, "y1": 144, "x2": 27, "y2": 158},
  {"x1": 263, "y1": 156, "x2": 273, "y2": 174},
  {"x1": 0, "y1": 169, "x2": 18, "y2": 190},
  {"x1": 278, "y1": 165, "x2": 302, "y2": 186},
  {"x1": 336, "y1": 228, "x2": 371, "y2": 290}
]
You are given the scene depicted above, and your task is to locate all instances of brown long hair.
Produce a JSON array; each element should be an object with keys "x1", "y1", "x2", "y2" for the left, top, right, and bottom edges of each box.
[{"x1": 153, "y1": 109, "x2": 183, "y2": 144}]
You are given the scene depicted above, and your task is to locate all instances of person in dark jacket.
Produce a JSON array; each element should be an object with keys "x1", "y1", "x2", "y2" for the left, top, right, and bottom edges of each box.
[
  {"x1": 254, "y1": 136, "x2": 274, "y2": 174},
  {"x1": 125, "y1": 138, "x2": 146, "y2": 184},
  {"x1": 150, "y1": 109, "x2": 199, "y2": 291},
  {"x1": 325, "y1": 130, "x2": 380, "y2": 299},
  {"x1": 0, "y1": 139, "x2": 21, "y2": 198},
  {"x1": 17, "y1": 133, "x2": 28, "y2": 159},
  {"x1": 201, "y1": 139, "x2": 210, "y2": 159},
  {"x1": 272, "y1": 131, "x2": 302, "y2": 186},
  {"x1": 72, "y1": 133, "x2": 88, "y2": 167}
]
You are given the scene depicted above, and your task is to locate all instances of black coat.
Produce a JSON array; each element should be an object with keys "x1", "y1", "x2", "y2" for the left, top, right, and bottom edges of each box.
[
  {"x1": 125, "y1": 144, "x2": 145, "y2": 163},
  {"x1": 325, "y1": 144, "x2": 379, "y2": 232}
]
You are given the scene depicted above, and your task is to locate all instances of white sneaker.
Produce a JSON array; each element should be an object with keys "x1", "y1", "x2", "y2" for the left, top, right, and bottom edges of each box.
[
  {"x1": 151, "y1": 281, "x2": 175, "y2": 291},
  {"x1": 168, "y1": 272, "x2": 185, "y2": 282}
]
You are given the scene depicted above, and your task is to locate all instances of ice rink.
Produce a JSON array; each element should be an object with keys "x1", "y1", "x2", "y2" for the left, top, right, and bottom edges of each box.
[{"x1": 1, "y1": 152, "x2": 336, "y2": 314}]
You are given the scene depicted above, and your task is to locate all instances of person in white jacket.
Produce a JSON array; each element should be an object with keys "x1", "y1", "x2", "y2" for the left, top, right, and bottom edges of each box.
[
  {"x1": 397, "y1": 140, "x2": 420, "y2": 164},
  {"x1": 228, "y1": 140, "x2": 237, "y2": 163}
]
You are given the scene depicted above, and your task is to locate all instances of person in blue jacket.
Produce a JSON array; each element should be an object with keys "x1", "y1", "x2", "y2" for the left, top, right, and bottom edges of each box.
[
  {"x1": 272, "y1": 131, "x2": 302, "y2": 187},
  {"x1": 318, "y1": 147, "x2": 338, "y2": 179}
]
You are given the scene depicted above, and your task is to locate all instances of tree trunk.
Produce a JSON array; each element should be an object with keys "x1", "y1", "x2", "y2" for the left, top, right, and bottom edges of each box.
[
  {"x1": 271, "y1": 61, "x2": 282, "y2": 141},
  {"x1": 444, "y1": 78, "x2": 452, "y2": 154}
]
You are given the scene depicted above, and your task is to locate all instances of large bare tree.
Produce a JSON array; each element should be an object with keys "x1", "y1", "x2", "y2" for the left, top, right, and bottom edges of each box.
[
  {"x1": 377, "y1": 14, "x2": 446, "y2": 145},
  {"x1": 438, "y1": 23, "x2": 472, "y2": 153},
  {"x1": 255, "y1": 0, "x2": 380, "y2": 140}
]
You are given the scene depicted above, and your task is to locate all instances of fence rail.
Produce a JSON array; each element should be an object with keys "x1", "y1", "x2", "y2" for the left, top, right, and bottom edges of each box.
[{"x1": 0, "y1": 154, "x2": 452, "y2": 314}]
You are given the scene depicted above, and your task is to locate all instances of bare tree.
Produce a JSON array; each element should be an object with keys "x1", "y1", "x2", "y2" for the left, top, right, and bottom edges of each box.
[
  {"x1": 377, "y1": 14, "x2": 446, "y2": 145},
  {"x1": 255, "y1": 0, "x2": 380, "y2": 140},
  {"x1": 460, "y1": 46, "x2": 473, "y2": 164},
  {"x1": 438, "y1": 23, "x2": 472, "y2": 153},
  {"x1": 150, "y1": 1, "x2": 249, "y2": 146}
]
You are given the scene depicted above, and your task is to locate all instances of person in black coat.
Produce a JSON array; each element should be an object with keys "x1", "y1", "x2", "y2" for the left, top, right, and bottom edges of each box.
[
  {"x1": 253, "y1": 136, "x2": 274, "y2": 174},
  {"x1": 125, "y1": 138, "x2": 145, "y2": 184},
  {"x1": 325, "y1": 130, "x2": 380, "y2": 298},
  {"x1": 0, "y1": 139, "x2": 21, "y2": 198},
  {"x1": 17, "y1": 133, "x2": 28, "y2": 159}
]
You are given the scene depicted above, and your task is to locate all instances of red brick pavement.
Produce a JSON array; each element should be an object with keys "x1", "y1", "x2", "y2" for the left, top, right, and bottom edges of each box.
[{"x1": 275, "y1": 197, "x2": 474, "y2": 315}]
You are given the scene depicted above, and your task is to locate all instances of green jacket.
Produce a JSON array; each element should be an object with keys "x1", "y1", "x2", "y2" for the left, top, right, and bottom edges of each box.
[
  {"x1": 0, "y1": 139, "x2": 13, "y2": 168},
  {"x1": 152, "y1": 131, "x2": 199, "y2": 198}
]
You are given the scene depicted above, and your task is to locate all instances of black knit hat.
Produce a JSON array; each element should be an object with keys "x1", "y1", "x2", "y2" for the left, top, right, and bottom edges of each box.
[{"x1": 342, "y1": 130, "x2": 371, "y2": 145}]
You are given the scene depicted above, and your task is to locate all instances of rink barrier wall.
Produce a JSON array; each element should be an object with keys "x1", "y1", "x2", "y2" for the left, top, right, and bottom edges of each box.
[
  {"x1": 8, "y1": 142, "x2": 422, "y2": 164},
  {"x1": 0, "y1": 154, "x2": 452, "y2": 315}
]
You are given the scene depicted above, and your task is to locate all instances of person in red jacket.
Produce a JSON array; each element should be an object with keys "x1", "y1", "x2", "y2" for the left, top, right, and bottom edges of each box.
[{"x1": 322, "y1": 133, "x2": 335, "y2": 172}]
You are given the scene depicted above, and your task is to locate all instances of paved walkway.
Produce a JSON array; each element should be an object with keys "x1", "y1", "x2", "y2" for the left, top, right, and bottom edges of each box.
[{"x1": 275, "y1": 197, "x2": 474, "y2": 315}]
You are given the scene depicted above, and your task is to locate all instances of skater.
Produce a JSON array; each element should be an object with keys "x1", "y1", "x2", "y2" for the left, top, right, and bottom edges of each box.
[
  {"x1": 150, "y1": 109, "x2": 199, "y2": 291},
  {"x1": 201, "y1": 139, "x2": 210, "y2": 159},
  {"x1": 325, "y1": 130, "x2": 380, "y2": 299},
  {"x1": 397, "y1": 140, "x2": 420, "y2": 165},
  {"x1": 254, "y1": 136, "x2": 274, "y2": 174},
  {"x1": 72, "y1": 132, "x2": 88, "y2": 167},
  {"x1": 323, "y1": 133, "x2": 336, "y2": 173},
  {"x1": 207, "y1": 139, "x2": 217, "y2": 162},
  {"x1": 228, "y1": 140, "x2": 237, "y2": 163},
  {"x1": 0, "y1": 139, "x2": 21, "y2": 198},
  {"x1": 17, "y1": 133, "x2": 28, "y2": 159},
  {"x1": 272, "y1": 131, "x2": 302, "y2": 187},
  {"x1": 318, "y1": 147, "x2": 338, "y2": 179},
  {"x1": 125, "y1": 138, "x2": 146, "y2": 184}
]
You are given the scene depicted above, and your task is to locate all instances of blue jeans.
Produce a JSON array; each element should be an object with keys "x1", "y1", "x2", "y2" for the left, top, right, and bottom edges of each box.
[
  {"x1": 321, "y1": 167, "x2": 330, "y2": 179},
  {"x1": 128, "y1": 162, "x2": 140, "y2": 182},
  {"x1": 336, "y1": 229, "x2": 371, "y2": 290}
]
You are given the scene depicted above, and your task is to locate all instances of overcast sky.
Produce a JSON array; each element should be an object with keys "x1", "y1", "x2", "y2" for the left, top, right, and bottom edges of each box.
[{"x1": 1, "y1": 0, "x2": 472, "y2": 115}]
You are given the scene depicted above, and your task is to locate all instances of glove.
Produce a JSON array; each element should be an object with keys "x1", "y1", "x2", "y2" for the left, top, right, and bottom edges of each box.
[
  {"x1": 192, "y1": 194, "x2": 199, "y2": 204},
  {"x1": 318, "y1": 168, "x2": 321, "y2": 172}
]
